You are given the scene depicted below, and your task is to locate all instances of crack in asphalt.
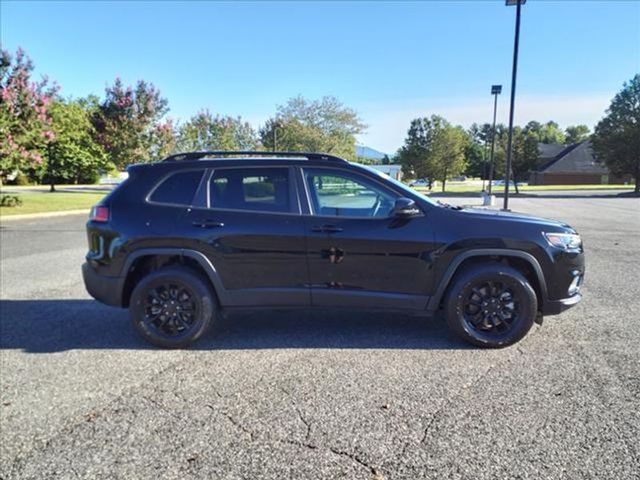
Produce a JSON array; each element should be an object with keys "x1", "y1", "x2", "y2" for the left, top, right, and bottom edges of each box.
[
  {"x1": 327, "y1": 447, "x2": 381, "y2": 477},
  {"x1": 205, "y1": 401, "x2": 381, "y2": 478},
  {"x1": 142, "y1": 395, "x2": 188, "y2": 424},
  {"x1": 420, "y1": 364, "x2": 494, "y2": 445},
  {"x1": 417, "y1": 336, "x2": 538, "y2": 450},
  {"x1": 277, "y1": 385, "x2": 313, "y2": 441},
  {"x1": 5, "y1": 356, "x2": 190, "y2": 478},
  {"x1": 206, "y1": 404, "x2": 256, "y2": 442}
]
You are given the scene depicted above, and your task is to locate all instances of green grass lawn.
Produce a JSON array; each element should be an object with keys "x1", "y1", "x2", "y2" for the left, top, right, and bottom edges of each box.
[
  {"x1": 0, "y1": 191, "x2": 107, "y2": 216},
  {"x1": 414, "y1": 184, "x2": 635, "y2": 194}
]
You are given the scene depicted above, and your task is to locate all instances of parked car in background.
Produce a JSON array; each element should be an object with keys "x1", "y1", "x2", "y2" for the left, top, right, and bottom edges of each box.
[
  {"x1": 493, "y1": 180, "x2": 526, "y2": 187},
  {"x1": 83, "y1": 151, "x2": 584, "y2": 349},
  {"x1": 410, "y1": 178, "x2": 429, "y2": 187}
]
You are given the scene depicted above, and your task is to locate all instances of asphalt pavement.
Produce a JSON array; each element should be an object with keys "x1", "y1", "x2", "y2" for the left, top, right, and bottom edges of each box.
[{"x1": 1, "y1": 194, "x2": 639, "y2": 479}]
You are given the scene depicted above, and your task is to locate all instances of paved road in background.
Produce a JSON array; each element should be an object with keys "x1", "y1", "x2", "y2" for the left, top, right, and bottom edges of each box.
[{"x1": 1, "y1": 194, "x2": 639, "y2": 479}]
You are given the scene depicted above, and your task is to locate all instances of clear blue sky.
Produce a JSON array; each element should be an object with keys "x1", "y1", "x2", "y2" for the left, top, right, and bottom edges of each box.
[{"x1": 2, "y1": 0, "x2": 639, "y2": 152}]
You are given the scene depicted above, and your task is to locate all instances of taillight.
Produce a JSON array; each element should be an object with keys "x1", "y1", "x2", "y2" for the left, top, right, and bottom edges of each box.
[{"x1": 90, "y1": 205, "x2": 110, "y2": 223}]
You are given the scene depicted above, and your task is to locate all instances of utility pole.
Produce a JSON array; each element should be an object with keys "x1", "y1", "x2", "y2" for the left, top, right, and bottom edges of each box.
[
  {"x1": 487, "y1": 85, "x2": 502, "y2": 195},
  {"x1": 503, "y1": 0, "x2": 525, "y2": 210}
]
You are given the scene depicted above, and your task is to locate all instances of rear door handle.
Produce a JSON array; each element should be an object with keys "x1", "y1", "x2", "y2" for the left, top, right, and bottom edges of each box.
[
  {"x1": 192, "y1": 220, "x2": 224, "y2": 228},
  {"x1": 311, "y1": 224, "x2": 343, "y2": 233}
]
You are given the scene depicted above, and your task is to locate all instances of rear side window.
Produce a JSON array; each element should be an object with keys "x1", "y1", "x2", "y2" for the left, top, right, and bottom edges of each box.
[
  {"x1": 209, "y1": 168, "x2": 290, "y2": 213},
  {"x1": 149, "y1": 170, "x2": 204, "y2": 205}
]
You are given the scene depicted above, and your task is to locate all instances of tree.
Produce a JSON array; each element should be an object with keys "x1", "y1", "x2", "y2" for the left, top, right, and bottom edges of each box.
[
  {"x1": 464, "y1": 125, "x2": 487, "y2": 178},
  {"x1": 397, "y1": 116, "x2": 441, "y2": 185},
  {"x1": 178, "y1": 110, "x2": 257, "y2": 151},
  {"x1": 510, "y1": 127, "x2": 540, "y2": 186},
  {"x1": 432, "y1": 125, "x2": 467, "y2": 191},
  {"x1": 564, "y1": 125, "x2": 590, "y2": 144},
  {"x1": 148, "y1": 119, "x2": 177, "y2": 160},
  {"x1": 46, "y1": 100, "x2": 111, "y2": 188},
  {"x1": 260, "y1": 96, "x2": 365, "y2": 160},
  {"x1": 397, "y1": 115, "x2": 467, "y2": 190},
  {"x1": 592, "y1": 74, "x2": 640, "y2": 194},
  {"x1": 0, "y1": 47, "x2": 58, "y2": 183},
  {"x1": 381, "y1": 154, "x2": 390, "y2": 165},
  {"x1": 92, "y1": 78, "x2": 169, "y2": 169},
  {"x1": 523, "y1": 120, "x2": 565, "y2": 144},
  {"x1": 538, "y1": 121, "x2": 565, "y2": 144}
]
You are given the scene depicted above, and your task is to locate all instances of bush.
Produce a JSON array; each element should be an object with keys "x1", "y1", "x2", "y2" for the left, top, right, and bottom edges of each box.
[
  {"x1": 0, "y1": 195, "x2": 23, "y2": 207},
  {"x1": 79, "y1": 171, "x2": 101, "y2": 184},
  {"x1": 14, "y1": 173, "x2": 31, "y2": 186}
]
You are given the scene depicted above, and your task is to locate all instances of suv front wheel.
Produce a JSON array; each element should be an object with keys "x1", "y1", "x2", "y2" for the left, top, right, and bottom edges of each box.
[
  {"x1": 445, "y1": 263, "x2": 537, "y2": 348},
  {"x1": 130, "y1": 267, "x2": 216, "y2": 348}
]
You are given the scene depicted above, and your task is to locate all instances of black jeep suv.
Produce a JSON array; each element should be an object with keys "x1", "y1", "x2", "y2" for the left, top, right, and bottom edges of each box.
[{"x1": 82, "y1": 151, "x2": 584, "y2": 348}]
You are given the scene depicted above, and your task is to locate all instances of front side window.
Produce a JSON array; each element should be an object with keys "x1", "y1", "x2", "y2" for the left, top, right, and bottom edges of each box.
[
  {"x1": 304, "y1": 169, "x2": 396, "y2": 217},
  {"x1": 149, "y1": 169, "x2": 204, "y2": 205},
  {"x1": 209, "y1": 168, "x2": 290, "y2": 213}
]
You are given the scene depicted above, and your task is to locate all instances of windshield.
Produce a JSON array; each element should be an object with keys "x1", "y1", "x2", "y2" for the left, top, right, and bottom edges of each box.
[{"x1": 351, "y1": 163, "x2": 439, "y2": 207}]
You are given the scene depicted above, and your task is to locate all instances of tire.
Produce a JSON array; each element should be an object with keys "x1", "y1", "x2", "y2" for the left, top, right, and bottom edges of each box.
[
  {"x1": 129, "y1": 267, "x2": 216, "y2": 348},
  {"x1": 445, "y1": 263, "x2": 537, "y2": 348}
]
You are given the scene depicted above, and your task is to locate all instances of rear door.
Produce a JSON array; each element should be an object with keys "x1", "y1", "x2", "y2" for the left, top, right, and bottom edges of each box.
[
  {"x1": 185, "y1": 166, "x2": 310, "y2": 307},
  {"x1": 299, "y1": 167, "x2": 437, "y2": 310}
]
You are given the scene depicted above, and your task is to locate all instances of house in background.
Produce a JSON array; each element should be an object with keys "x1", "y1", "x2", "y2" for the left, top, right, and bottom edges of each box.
[{"x1": 529, "y1": 141, "x2": 628, "y2": 185}]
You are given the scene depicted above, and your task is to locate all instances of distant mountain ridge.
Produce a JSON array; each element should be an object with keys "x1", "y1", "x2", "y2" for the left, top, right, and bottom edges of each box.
[{"x1": 356, "y1": 145, "x2": 388, "y2": 160}]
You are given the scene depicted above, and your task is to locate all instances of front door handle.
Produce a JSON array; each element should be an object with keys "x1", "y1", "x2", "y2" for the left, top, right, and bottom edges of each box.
[
  {"x1": 311, "y1": 224, "x2": 343, "y2": 233},
  {"x1": 192, "y1": 220, "x2": 224, "y2": 228}
]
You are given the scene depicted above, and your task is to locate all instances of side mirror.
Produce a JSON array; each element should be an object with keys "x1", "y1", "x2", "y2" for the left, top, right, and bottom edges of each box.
[{"x1": 392, "y1": 197, "x2": 421, "y2": 217}]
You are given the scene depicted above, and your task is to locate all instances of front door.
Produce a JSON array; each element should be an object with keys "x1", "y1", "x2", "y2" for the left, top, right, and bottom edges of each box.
[
  {"x1": 185, "y1": 166, "x2": 310, "y2": 307},
  {"x1": 301, "y1": 167, "x2": 437, "y2": 310}
]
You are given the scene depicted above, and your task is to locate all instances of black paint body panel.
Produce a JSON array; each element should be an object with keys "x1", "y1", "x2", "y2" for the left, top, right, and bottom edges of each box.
[{"x1": 83, "y1": 157, "x2": 584, "y2": 315}]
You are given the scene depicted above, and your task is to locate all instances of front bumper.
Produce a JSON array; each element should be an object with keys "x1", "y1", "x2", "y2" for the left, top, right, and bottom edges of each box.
[
  {"x1": 82, "y1": 262, "x2": 123, "y2": 307},
  {"x1": 542, "y1": 292, "x2": 582, "y2": 315}
]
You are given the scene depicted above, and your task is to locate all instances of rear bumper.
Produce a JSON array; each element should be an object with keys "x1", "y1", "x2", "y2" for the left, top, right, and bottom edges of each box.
[
  {"x1": 82, "y1": 262, "x2": 123, "y2": 308},
  {"x1": 542, "y1": 292, "x2": 582, "y2": 316}
]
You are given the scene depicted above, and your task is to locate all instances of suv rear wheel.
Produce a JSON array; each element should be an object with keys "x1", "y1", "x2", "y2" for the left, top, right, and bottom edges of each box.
[
  {"x1": 445, "y1": 263, "x2": 537, "y2": 348},
  {"x1": 129, "y1": 267, "x2": 216, "y2": 348}
]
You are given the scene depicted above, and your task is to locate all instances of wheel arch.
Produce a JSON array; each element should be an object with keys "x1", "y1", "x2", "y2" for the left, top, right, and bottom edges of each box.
[
  {"x1": 120, "y1": 248, "x2": 227, "y2": 307},
  {"x1": 427, "y1": 249, "x2": 547, "y2": 313}
]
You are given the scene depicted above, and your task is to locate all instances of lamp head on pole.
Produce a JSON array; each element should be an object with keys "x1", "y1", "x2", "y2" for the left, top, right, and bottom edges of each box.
[
  {"x1": 505, "y1": 0, "x2": 526, "y2": 5},
  {"x1": 491, "y1": 85, "x2": 502, "y2": 95}
]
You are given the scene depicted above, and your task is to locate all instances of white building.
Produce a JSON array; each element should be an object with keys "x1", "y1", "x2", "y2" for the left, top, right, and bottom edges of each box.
[{"x1": 367, "y1": 164, "x2": 403, "y2": 181}]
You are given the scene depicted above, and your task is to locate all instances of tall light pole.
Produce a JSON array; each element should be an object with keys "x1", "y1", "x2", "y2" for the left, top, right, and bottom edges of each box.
[
  {"x1": 272, "y1": 119, "x2": 284, "y2": 152},
  {"x1": 487, "y1": 84, "x2": 502, "y2": 195},
  {"x1": 503, "y1": 0, "x2": 525, "y2": 210}
]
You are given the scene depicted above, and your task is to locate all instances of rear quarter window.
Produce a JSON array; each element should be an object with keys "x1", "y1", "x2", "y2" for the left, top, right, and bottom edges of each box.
[{"x1": 148, "y1": 170, "x2": 204, "y2": 205}]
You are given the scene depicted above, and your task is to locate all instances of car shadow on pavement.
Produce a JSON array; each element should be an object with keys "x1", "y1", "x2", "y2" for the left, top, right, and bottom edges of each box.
[{"x1": 0, "y1": 300, "x2": 470, "y2": 353}]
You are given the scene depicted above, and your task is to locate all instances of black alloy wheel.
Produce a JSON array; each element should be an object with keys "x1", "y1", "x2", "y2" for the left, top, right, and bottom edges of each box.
[
  {"x1": 143, "y1": 282, "x2": 198, "y2": 337},
  {"x1": 445, "y1": 263, "x2": 537, "y2": 348},
  {"x1": 130, "y1": 267, "x2": 215, "y2": 348},
  {"x1": 462, "y1": 280, "x2": 519, "y2": 335}
]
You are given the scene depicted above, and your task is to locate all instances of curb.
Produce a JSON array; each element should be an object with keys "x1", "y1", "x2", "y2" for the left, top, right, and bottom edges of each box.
[{"x1": 0, "y1": 209, "x2": 90, "y2": 222}]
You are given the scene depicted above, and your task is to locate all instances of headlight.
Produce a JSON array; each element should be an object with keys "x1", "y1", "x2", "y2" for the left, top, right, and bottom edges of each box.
[{"x1": 544, "y1": 232, "x2": 582, "y2": 250}]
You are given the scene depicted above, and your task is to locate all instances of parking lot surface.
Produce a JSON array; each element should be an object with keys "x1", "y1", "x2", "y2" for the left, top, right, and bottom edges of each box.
[{"x1": 1, "y1": 193, "x2": 639, "y2": 479}]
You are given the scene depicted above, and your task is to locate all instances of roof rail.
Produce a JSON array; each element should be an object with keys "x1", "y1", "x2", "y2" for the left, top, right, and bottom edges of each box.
[{"x1": 162, "y1": 151, "x2": 348, "y2": 163}]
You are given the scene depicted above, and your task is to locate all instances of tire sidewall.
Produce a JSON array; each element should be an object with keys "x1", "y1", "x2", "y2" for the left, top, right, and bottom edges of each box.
[
  {"x1": 130, "y1": 268, "x2": 215, "y2": 348},
  {"x1": 447, "y1": 265, "x2": 537, "y2": 348}
]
